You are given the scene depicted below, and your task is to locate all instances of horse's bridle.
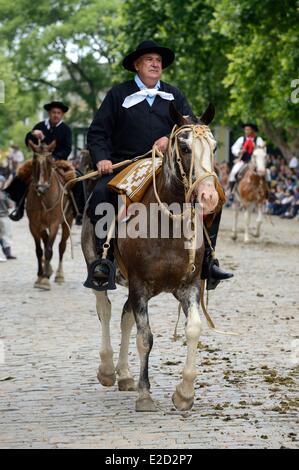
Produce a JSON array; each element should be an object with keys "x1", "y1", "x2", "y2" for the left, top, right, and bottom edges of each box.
[
  {"x1": 32, "y1": 153, "x2": 63, "y2": 212},
  {"x1": 152, "y1": 123, "x2": 218, "y2": 220},
  {"x1": 151, "y1": 123, "x2": 219, "y2": 273}
]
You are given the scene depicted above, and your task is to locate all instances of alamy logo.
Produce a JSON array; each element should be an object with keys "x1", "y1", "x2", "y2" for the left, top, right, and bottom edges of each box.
[{"x1": 290, "y1": 79, "x2": 299, "y2": 104}]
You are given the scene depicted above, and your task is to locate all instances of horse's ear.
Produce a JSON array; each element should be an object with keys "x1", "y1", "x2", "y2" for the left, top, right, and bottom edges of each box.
[
  {"x1": 199, "y1": 103, "x2": 215, "y2": 125},
  {"x1": 27, "y1": 140, "x2": 40, "y2": 153},
  {"x1": 46, "y1": 140, "x2": 56, "y2": 153},
  {"x1": 169, "y1": 102, "x2": 188, "y2": 127}
]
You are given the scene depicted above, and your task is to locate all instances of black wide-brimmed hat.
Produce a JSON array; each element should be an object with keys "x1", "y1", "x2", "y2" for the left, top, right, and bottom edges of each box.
[
  {"x1": 242, "y1": 122, "x2": 259, "y2": 132},
  {"x1": 44, "y1": 101, "x2": 69, "y2": 113},
  {"x1": 122, "y1": 40, "x2": 175, "y2": 72}
]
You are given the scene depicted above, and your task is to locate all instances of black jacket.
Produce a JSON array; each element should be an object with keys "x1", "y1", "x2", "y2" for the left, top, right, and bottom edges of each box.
[
  {"x1": 25, "y1": 121, "x2": 72, "y2": 161},
  {"x1": 87, "y1": 79, "x2": 194, "y2": 166}
]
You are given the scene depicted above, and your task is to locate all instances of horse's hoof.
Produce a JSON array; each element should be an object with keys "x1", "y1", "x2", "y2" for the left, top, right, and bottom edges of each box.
[
  {"x1": 118, "y1": 378, "x2": 137, "y2": 392},
  {"x1": 34, "y1": 277, "x2": 51, "y2": 290},
  {"x1": 55, "y1": 275, "x2": 64, "y2": 284},
  {"x1": 97, "y1": 368, "x2": 116, "y2": 387},
  {"x1": 34, "y1": 277, "x2": 43, "y2": 287},
  {"x1": 172, "y1": 388, "x2": 194, "y2": 412},
  {"x1": 135, "y1": 396, "x2": 157, "y2": 412},
  {"x1": 231, "y1": 234, "x2": 237, "y2": 241}
]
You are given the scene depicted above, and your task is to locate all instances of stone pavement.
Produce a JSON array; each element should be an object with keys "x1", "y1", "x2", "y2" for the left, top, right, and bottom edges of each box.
[{"x1": 0, "y1": 209, "x2": 298, "y2": 448}]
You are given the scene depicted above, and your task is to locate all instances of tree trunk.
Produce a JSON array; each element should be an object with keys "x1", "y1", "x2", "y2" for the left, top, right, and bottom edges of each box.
[{"x1": 261, "y1": 119, "x2": 295, "y2": 161}]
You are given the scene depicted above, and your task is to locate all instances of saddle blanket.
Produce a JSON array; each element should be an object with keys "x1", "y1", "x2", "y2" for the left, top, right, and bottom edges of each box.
[{"x1": 108, "y1": 157, "x2": 162, "y2": 205}]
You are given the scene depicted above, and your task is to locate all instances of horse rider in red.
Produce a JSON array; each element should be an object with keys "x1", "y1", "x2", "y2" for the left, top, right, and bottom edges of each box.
[{"x1": 229, "y1": 123, "x2": 266, "y2": 197}]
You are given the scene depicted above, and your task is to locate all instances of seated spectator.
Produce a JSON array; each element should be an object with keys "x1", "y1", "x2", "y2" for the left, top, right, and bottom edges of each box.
[
  {"x1": 289, "y1": 155, "x2": 298, "y2": 170},
  {"x1": 278, "y1": 189, "x2": 295, "y2": 217},
  {"x1": 283, "y1": 186, "x2": 299, "y2": 219}
]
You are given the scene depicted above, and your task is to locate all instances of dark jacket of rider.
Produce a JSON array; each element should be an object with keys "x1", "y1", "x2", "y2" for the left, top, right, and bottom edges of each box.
[
  {"x1": 25, "y1": 121, "x2": 72, "y2": 161},
  {"x1": 87, "y1": 79, "x2": 195, "y2": 168}
]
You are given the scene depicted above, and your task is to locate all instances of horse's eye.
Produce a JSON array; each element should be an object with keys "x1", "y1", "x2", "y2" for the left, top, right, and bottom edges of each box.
[{"x1": 180, "y1": 143, "x2": 189, "y2": 154}]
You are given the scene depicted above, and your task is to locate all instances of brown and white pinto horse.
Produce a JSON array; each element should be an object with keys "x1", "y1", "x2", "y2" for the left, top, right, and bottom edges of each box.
[
  {"x1": 232, "y1": 145, "x2": 268, "y2": 243},
  {"x1": 26, "y1": 141, "x2": 74, "y2": 290},
  {"x1": 81, "y1": 104, "x2": 223, "y2": 412}
]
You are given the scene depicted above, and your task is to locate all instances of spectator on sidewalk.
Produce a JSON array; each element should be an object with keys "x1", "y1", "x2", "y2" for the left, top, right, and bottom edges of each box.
[
  {"x1": 0, "y1": 175, "x2": 17, "y2": 260},
  {"x1": 7, "y1": 144, "x2": 24, "y2": 176}
]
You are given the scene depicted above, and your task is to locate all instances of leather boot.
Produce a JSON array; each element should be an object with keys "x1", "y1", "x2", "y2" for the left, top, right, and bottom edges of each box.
[
  {"x1": 9, "y1": 194, "x2": 26, "y2": 221},
  {"x1": 5, "y1": 177, "x2": 27, "y2": 221},
  {"x1": 3, "y1": 246, "x2": 17, "y2": 260},
  {"x1": 202, "y1": 211, "x2": 233, "y2": 290}
]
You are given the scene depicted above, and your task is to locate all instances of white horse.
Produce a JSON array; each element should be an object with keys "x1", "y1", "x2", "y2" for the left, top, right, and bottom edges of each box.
[{"x1": 232, "y1": 146, "x2": 268, "y2": 243}]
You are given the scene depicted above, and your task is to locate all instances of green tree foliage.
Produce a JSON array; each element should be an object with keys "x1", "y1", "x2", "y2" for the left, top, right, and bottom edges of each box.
[
  {"x1": 120, "y1": 0, "x2": 299, "y2": 158},
  {"x1": 0, "y1": 0, "x2": 121, "y2": 122},
  {"x1": 0, "y1": 48, "x2": 39, "y2": 150},
  {"x1": 118, "y1": 0, "x2": 230, "y2": 117},
  {"x1": 0, "y1": 0, "x2": 298, "y2": 158},
  {"x1": 211, "y1": 0, "x2": 299, "y2": 158}
]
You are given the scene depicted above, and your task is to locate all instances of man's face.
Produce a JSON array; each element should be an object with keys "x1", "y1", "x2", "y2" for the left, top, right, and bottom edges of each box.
[
  {"x1": 49, "y1": 108, "x2": 64, "y2": 125},
  {"x1": 134, "y1": 53, "x2": 162, "y2": 83},
  {"x1": 244, "y1": 126, "x2": 255, "y2": 137}
]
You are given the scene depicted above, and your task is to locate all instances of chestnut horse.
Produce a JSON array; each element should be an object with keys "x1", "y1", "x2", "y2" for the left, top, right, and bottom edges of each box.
[
  {"x1": 232, "y1": 145, "x2": 268, "y2": 243},
  {"x1": 26, "y1": 141, "x2": 74, "y2": 290},
  {"x1": 82, "y1": 104, "x2": 221, "y2": 412}
]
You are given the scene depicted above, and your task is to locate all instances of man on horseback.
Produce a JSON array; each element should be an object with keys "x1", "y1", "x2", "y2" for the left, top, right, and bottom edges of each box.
[
  {"x1": 6, "y1": 101, "x2": 73, "y2": 221},
  {"x1": 229, "y1": 123, "x2": 265, "y2": 196},
  {"x1": 87, "y1": 40, "x2": 233, "y2": 290}
]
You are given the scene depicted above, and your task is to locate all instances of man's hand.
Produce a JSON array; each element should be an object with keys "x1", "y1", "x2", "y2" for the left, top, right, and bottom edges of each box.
[
  {"x1": 154, "y1": 136, "x2": 169, "y2": 154},
  {"x1": 32, "y1": 130, "x2": 45, "y2": 140},
  {"x1": 96, "y1": 160, "x2": 113, "y2": 175}
]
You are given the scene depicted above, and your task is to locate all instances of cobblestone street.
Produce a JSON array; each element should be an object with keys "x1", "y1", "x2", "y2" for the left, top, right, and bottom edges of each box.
[{"x1": 0, "y1": 208, "x2": 298, "y2": 449}]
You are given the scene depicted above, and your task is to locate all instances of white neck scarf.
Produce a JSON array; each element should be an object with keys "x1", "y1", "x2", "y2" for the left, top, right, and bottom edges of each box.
[
  {"x1": 122, "y1": 88, "x2": 174, "y2": 109},
  {"x1": 45, "y1": 118, "x2": 63, "y2": 130}
]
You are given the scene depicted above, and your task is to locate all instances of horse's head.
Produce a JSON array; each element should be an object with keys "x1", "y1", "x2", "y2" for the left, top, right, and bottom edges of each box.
[
  {"x1": 168, "y1": 103, "x2": 219, "y2": 215},
  {"x1": 28, "y1": 140, "x2": 56, "y2": 195},
  {"x1": 251, "y1": 145, "x2": 267, "y2": 176}
]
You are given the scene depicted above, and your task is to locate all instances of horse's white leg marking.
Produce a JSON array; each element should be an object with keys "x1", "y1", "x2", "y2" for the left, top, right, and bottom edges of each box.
[
  {"x1": 116, "y1": 303, "x2": 136, "y2": 391},
  {"x1": 244, "y1": 206, "x2": 251, "y2": 243},
  {"x1": 173, "y1": 288, "x2": 202, "y2": 411},
  {"x1": 255, "y1": 204, "x2": 263, "y2": 238},
  {"x1": 55, "y1": 261, "x2": 64, "y2": 283},
  {"x1": 95, "y1": 291, "x2": 116, "y2": 387}
]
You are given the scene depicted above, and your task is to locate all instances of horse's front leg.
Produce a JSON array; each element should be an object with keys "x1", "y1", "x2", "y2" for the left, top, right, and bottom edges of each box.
[
  {"x1": 173, "y1": 285, "x2": 202, "y2": 411},
  {"x1": 244, "y1": 206, "x2": 251, "y2": 243},
  {"x1": 44, "y1": 226, "x2": 59, "y2": 279},
  {"x1": 55, "y1": 220, "x2": 72, "y2": 284},
  {"x1": 116, "y1": 300, "x2": 136, "y2": 391},
  {"x1": 33, "y1": 235, "x2": 44, "y2": 288},
  {"x1": 130, "y1": 285, "x2": 156, "y2": 412},
  {"x1": 232, "y1": 202, "x2": 239, "y2": 240},
  {"x1": 95, "y1": 291, "x2": 116, "y2": 387},
  {"x1": 254, "y1": 204, "x2": 263, "y2": 238}
]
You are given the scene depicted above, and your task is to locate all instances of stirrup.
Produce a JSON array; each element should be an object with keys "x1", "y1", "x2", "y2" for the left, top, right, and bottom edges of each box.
[
  {"x1": 83, "y1": 259, "x2": 116, "y2": 291},
  {"x1": 9, "y1": 207, "x2": 24, "y2": 221}
]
